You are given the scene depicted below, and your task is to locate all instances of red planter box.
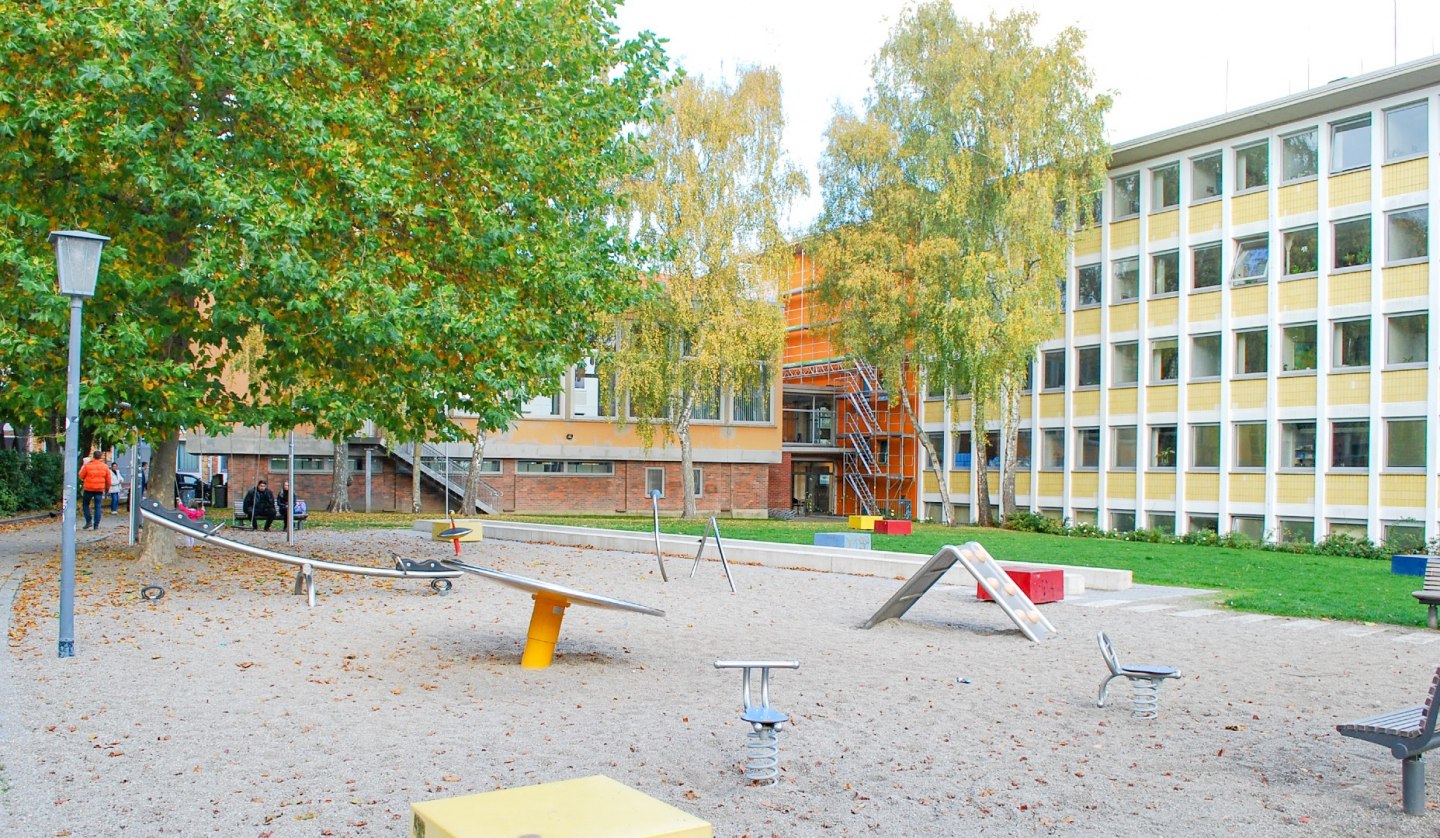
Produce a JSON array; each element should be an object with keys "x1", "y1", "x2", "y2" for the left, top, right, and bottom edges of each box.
[
  {"x1": 977, "y1": 567, "x2": 1064, "y2": 604},
  {"x1": 873, "y1": 520, "x2": 912, "y2": 535}
]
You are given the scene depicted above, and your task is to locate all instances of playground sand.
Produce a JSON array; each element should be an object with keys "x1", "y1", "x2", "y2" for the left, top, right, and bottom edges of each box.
[{"x1": 0, "y1": 522, "x2": 1434, "y2": 837}]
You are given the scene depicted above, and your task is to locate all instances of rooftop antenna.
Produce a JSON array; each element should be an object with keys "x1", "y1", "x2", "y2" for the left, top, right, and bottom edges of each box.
[{"x1": 1393, "y1": 0, "x2": 1398, "y2": 65}]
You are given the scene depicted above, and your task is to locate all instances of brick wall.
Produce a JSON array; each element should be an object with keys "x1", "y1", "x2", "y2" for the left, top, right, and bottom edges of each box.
[
  {"x1": 767, "y1": 452, "x2": 792, "y2": 510},
  {"x1": 227, "y1": 453, "x2": 450, "y2": 512}
]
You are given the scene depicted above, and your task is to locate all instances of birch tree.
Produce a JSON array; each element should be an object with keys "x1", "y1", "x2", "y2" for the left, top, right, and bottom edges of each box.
[
  {"x1": 612, "y1": 67, "x2": 805, "y2": 518},
  {"x1": 818, "y1": 4, "x2": 1110, "y2": 526}
]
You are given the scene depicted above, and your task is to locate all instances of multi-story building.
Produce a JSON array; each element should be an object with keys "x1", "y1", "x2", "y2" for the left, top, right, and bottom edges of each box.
[{"x1": 921, "y1": 55, "x2": 1440, "y2": 546}]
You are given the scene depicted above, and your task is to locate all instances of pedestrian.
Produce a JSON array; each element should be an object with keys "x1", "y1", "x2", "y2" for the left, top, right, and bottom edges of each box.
[
  {"x1": 139, "y1": 461, "x2": 148, "y2": 494},
  {"x1": 276, "y1": 480, "x2": 298, "y2": 533},
  {"x1": 176, "y1": 497, "x2": 205, "y2": 548},
  {"x1": 108, "y1": 460, "x2": 123, "y2": 513},
  {"x1": 77, "y1": 451, "x2": 110, "y2": 530},
  {"x1": 242, "y1": 479, "x2": 278, "y2": 531}
]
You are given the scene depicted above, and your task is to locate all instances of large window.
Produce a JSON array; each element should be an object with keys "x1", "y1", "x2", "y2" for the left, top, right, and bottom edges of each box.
[
  {"x1": 1191, "y1": 153, "x2": 1221, "y2": 202},
  {"x1": 1149, "y1": 513, "x2": 1177, "y2": 536},
  {"x1": 732, "y1": 363, "x2": 772, "y2": 422},
  {"x1": 645, "y1": 466, "x2": 665, "y2": 496},
  {"x1": 1151, "y1": 162, "x2": 1179, "y2": 209},
  {"x1": 1190, "y1": 515, "x2": 1220, "y2": 534},
  {"x1": 1331, "y1": 420, "x2": 1370, "y2": 469},
  {"x1": 1282, "y1": 226, "x2": 1318, "y2": 275},
  {"x1": 1235, "y1": 140, "x2": 1269, "y2": 191},
  {"x1": 1235, "y1": 328, "x2": 1268, "y2": 376},
  {"x1": 1076, "y1": 345, "x2": 1101, "y2": 387},
  {"x1": 1151, "y1": 426, "x2": 1178, "y2": 469},
  {"x1": 1278, "y1": 519, "x2": 1315, "y2": 545},
  {"x1": 691, "y1": 386, "x2": 722, "y2": 421},
  {"x1": 1076, "y1": 427, "x2": 1100, "y2": 469},
  {"x1": 1151, "y1": 339, "x2": 1178, "y2": 383},
  {"x1": 1111, "y1": 511, "x2": 1137, "y2": 532},
  {"x1": 1232, "y1": 234, "x2": 1269, "y2": 283},
  {"x1": 518, "y1": 460, "x2": 615, "y2": 475},
  {"x1": 1231, "y1": 515, "x2": 1266, "y2": 542},
  {"x1": 1152, "y1": 250, "x2": 1180, "y2": 296},
  {"x1": 1387, "y1": 207, "x2": 1429, "y2": 263},
  {"x1": 1386, "y1": 101, "x2": 1428, "y2": 160},
  {"x1": 522, "y1": 389, "x2": 562, "y2": 417},
  {"x1": 1281, "y1": 422, "x2": 1316, "y2": 469},
  {"x1": 782, "y1": 393, "x2": 835, "y2": 445},
  {"x1": 1330, "y1": 115, "x2": 1371, "y2": 173},
  {"x1": 572, "y1": 358, "x2": 618, "y2": 418},
  {"x1": 1112, "y1": 342, "x2": 1139, "y2": 386},
  {"x1": 1333, "y1": 217, "x2": 1371, "y2": 270},
  {"x1": 1113, "y1": 173, "x2": 1140, "y2": 218},
  {"x1": 1387, "y1": 418, "x2": 1426, "y2": 469},
  {"x1": 1192, "y1": 242, "x2": 1223, "y2": 289},
  {"x1": 1041, "y1": 429, "x2": 1065, "y2": 470},
  {"x1": 1387, "y1": 313, "x2": 1428, "y2": 366},
  {"x1": 1191, "y1": 333, "x2": 1221, "y2": 379},
  {"x1": 1192, "y1": 424, "x2": 1220, "y2": 468},
  {"x1": 1282, "y1": 324, "x2": 1317, "y2": 372},
  {"x1": 1042, "y1": 349, "x2": 1066, "y2": 390},
  {"x1": 1235, "y1": 422, "x2": 1267, "y2": 469},
  {"x1": 1282, "y1": 129, "x2": 1319, "y2": 182},
  {"x1": 952, "y1": 430, "x2": 972, "y2": 469},
  {"x1": 1076, "y1": 264, "x2": 1102, "y2": 307},
  {"x1": 1112, "y1": 426, "x2": 1137, "y2": 469},
  {"x1": 1113, "y1": 257, "x2": 1140, "y2": 302},
  {"x1": 1333, "y1": 319, "x2": 1371, "y2": 369}
]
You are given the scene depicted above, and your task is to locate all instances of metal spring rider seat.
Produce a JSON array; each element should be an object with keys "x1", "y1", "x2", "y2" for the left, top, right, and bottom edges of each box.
[
  {"x1": 1096, "y1": 631, "x2": 1181, "y2": 719},
  {"x1": 715, "y1": 660, "x2": 799, "y2": 784}
]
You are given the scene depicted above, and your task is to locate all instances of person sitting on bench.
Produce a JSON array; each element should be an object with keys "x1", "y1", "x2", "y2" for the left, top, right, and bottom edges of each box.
[{"x1": 242, "y1": 479, "x2": 278, "y2": 531}]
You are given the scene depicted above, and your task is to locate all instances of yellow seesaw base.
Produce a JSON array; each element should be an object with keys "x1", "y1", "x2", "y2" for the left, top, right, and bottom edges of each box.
[{"x1": 520, "y1": 593, "x2": 571, "y2": 669}]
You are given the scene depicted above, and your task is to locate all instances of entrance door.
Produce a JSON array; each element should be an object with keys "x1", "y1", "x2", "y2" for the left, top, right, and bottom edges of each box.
[{"x1": 792, "y1": 461, "x2": 836, "y2": 515}]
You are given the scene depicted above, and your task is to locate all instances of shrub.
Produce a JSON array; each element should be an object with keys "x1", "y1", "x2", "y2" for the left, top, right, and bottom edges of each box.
[
  {"x1": 0, "y1": 450, "x2": 63, "y2": 517},
  {"x1": 1313, "y1": 532, "x2": 1389, "y2": 560},
  {"x1": 1003, "y1": 510, "x2": 1067, "y2": 535}
]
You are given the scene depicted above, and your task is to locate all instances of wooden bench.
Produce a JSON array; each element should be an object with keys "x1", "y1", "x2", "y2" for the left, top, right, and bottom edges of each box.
[
  {"x1": 1337, "y1": 665, "x2": 1440, "y2": 815},
  {"x1": 1414, "y1": 557, "x2": 1440, "y2": 629},
  {"x1": 229, "y1": 497, "x2": 307, "y2": 529}
]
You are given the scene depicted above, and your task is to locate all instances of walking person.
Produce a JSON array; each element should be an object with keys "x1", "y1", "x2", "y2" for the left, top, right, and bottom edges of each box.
[
  {"x1": 242, "y1": 479, "x2": 278, "y2": 531},
  {"x1": 77, "y1": 451, "x2": 110, "y2": 530},
  {"x1": 276, "y1": 480, "x2": 300, "y2": 533},
  {"x1": 108, "y1": 460, "x2": 123, "y2": 513}
]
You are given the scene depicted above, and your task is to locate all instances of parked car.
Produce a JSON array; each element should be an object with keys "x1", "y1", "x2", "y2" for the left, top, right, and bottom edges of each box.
[{"x1": 174, "y1": 473, "x2": 214, "y2": 506}]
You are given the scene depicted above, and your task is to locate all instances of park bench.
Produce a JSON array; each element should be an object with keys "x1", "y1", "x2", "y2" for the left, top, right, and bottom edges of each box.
[
  {"x1": 229, "y1": 497, "x2": 307, "y2": 529},
  {"x1": 1336, "y1": 665, "x2": 1440, "y2": 815},
  {"x1": 1413, "y1": 557, "x2": 1440, "y2": 629}
]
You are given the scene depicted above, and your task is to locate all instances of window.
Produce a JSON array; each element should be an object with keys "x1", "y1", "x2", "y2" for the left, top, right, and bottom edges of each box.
[
  {"x1": 1072, "y1": 509, "x2": 1097, "y2": 527},
  {"x1": 1387, "y1": 418, "x2": 1426, "y2": 468},
  {"x1": 1330, "y1": 115, "x2": 1371, "y2": 173},
  {"x1": 1232, "y1": 234, "x2": 1269, "y2": 283},
  {"x1": 983, "y1": 430, "x2": 1031, "y2": 469},
  {"x1": 1112, "y1": 257, "x2": 1139, "y2": 302},
  {"x1": 1332, "y1": 319, "x2": 1371, "y2": 369},
  {"x1": 1076, "y1": 345, "x2": 1101, "y2": 387},
  {"x1": 1386, "y1": 101, "x2": 1428, "y2": 160},
  {"x1": 1151, "y1": 425, "x2": 1178, "y2": 469},
  {"x1": 522, "y1": 390, "x2": 562, "y2": 417},
  {"x1": 518, "y1": 460, "x2": 615, "y2": 475},
  {"x1": 1151, "y1": 250, "x2": 1180, "y2": 296},
  {"x1": 1189, "y1": 515, "x2": 1219, "y2": 534},
  {"x1": 692, "y1": 386, "x2": 722, "y2": 421},
  {"x1": 732, "y1": 363, "x2": 772, "y2": 422},
  {"x1": 1149, "y1": 513, "x2": 1176, "y2": 535},
  {"x1": 1385, "y1": 521, "x2": 1427, "y2": 553},
  {"x1": 1282, "y1": 226, "x2": 1318, "y2": 275},
  {"x1": 1282, "y1": 129, "x2": 1318, "y2": 182},
  {"x1": 1151, "y1": 339, "x2": 1178, "y2": 383},
  {"x1": 1278, "y1": 519, "x2": 1315, "y2": 545},
  {"x1": 1387, "y1": 207, "x2": 1428, "y2": 263},
  {"x1": 573, "y1": 358, "x2": 618, "y2": 418},
  {"x1": 1235, "y1": 329, "x2": 1268, "y2": 375},
  {"x1": 1331, "y1": 420, "x2": 1369, "y2": 469},
  {"x1": 1057, "y1": 278, "x2": 1067, "y2": 313},
  {"x1": 1235, "y1": 422, "x2": 1267, "y2": 469},
  {"x1": 1151, "y1": 163, "x2": 1179, "y2": 209},
  {"x1": 952, "y1": 430, "x2": 972, "y2": 469},
  {"x1": 1329, "y1": 520, "x2": 1368, "y2": 539},
  {"x1": 1112, "y1": 426, "x2": 1137, "y2": 469},
  {"x1": 1041, "y1": 429, "x2": 1065, "y2": 470},
  {"x1": 1087, "y1": 191, "x2": 1103, "y2": 227},
  {"x1": 1282, "y1": 324, "x2": 1317, "y2": 372},
  {"x1": 1076, "y1": 264, "x2": 1102, "y2": 306},
  {"x1": 1231, "y1": 515, "x2": 1266, "y2": 542},
  {"x1": 691, "y1": 467, "x2": 704, "y2": 497},
  {"x1": 1192, "y1": 242, "x2": 1223, "y2": 289},
  {"x1": 1191, "y1": 333, "x2": 1221, "y2": 379},
  {"x1": 1110, "y1": 511, "x2": 1136, "y2": 532},
  {"x1": 1112, "y1": 342, "x2": 1139, "y2": 386},
  {"x1": 1333, "y1": 217, "x2": 1371, "y2": 269},
  {"x1": 269, "y1": 456, "x2": 331, "y2": 472},
  {"x1": 1281, "y1": 422, "x2": 1316, "y2": 469},
  {"x1": 1113, "y1": 173, "x2": 1140, "y2": 218},
  {"x1": 1192, "y1": 424, "x2": 1220, "y2": 468},
  {"x1": 645, "y1": 466, "x2": 665, "y2": 497},
  {"x1": 1076, "y1": 428, "x2": 1100, "y2": 469},
  {"x1": 1387, "y1": 313, "x2": 1428, "y2": 365},
  {"x1": 1235, "y1": 140, "x2": 1269, "y2": 191},
  {"x1": 1042, "y1": 350, "x2": 1066, "y2": 390},
  {"x1": 1191, "y1": 153, "x2": 1221, "y2": 201}
]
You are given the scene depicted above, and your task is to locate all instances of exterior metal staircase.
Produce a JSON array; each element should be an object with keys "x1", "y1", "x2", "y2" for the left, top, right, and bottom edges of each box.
[{"x1": 387, "y1": 442, "x2": 501, "y2": 515}]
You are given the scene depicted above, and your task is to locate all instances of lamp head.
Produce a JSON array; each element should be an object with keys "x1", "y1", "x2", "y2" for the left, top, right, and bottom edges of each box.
[{"x1": 48, "y1": 230, "x2": 109, "y2": 298}]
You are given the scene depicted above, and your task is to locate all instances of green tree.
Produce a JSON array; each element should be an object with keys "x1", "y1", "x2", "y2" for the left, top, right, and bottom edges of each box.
[
  {"x1": 818, "y1": 4, "x2": 1110, "y2": 525},
  {"x1": 611, "y1": 67, "x2": 804, "y2": 518},
  {"x1": 0, "y1": 0, "x2": 670, "y2": 561}
]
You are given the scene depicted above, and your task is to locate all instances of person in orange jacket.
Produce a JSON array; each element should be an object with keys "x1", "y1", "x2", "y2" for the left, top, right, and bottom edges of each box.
[{"x1": 78, "y1": 450, "x2": 111, "y2": 530}]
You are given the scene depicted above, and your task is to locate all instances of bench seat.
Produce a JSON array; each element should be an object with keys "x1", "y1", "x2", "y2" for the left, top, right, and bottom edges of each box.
[{"x1": 1337, "y1": 666, "x2": 1440, "y2": 814}]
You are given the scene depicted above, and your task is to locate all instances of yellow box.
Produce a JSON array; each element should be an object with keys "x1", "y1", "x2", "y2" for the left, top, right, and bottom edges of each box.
[
  {"x1": 1277, "y1": 181, "x2": 1317, "y2": 217},
  {"x1": 1232, "y1": 191, "x2": 1268, "y2": 225},
  {"x1": 848, "y1": 514, "x2": 882, "y2": 531},
  {"x1": 432, "y1": 520, "x2": 483, "y2": 542},
  {"x1": 1329, "y1": 170, "x2": 1371, "y2": 207},
  {"x1": 411, "y1": 775, "x2": 712, "y2": 838},
  {"x1": 1148, "y1": 209, "x2": 1179, "y2": 242},
  {"x1": 1110, "y1": 218, "x2": 1139, "y2": 250},
  {"x1": 1382, "y1": 158, "x2": 1428, "y2": 197},
  {"x1": 1189, "y1": 201, "x2": 1221, "y2": 234}
]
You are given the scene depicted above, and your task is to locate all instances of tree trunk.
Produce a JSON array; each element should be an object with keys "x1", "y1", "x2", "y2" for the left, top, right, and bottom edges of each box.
[
  {"x1": 974, "y1": 399, "x2": 992, "y2": 527},
  {"x1": 897, "y1": 387, "x2": 950, "y2": 525},
  {"x1": 462, "y1": 429, "x2": 488, "y2": 514},
  {"x1": 327, "y1": 436, "x2": 351, "y2": 512},
  {"x1": 410, "y1": 440, "x2": 422, "y2": 514},
  {"x1": 676, "y1": 402, "x2": 697, "y2": 520},
  {"x1": 999, "y1": 375, "x2": 1020, "y2": 520},
  {"x1": 138, "y1": 434, "x2": 179, "y2": 566}
]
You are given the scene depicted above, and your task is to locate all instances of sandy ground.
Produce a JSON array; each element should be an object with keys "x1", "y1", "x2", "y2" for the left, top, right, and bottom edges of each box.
[{"x1": 1, "y1": 518, "x2": 1438, "y2": 837}]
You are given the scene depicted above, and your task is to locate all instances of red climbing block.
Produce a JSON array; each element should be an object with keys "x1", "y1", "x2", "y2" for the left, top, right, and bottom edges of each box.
[
  {"x1": 873, "y1": 520, "x2": 912, "y2": 535},
  {"x1": 977, "y1": 568, "x2": 1064, "y2": 604}
]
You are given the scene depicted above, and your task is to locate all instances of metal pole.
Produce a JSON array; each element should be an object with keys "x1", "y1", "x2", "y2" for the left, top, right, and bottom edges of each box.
[
  {"x1": 650, "y1": 489, "x2": 668, "y2": 581},
  {"x1": 444, "y1": 443, "x2": 450, "y2": 517},
  {"x1": 127, "y1": 429, "x2": 139, "y2": 546},
  {"x1": 364, "y1": 448, "x2": 373, "y2": 513},
  {"x1": 286, "y1": 431, "x2": 295, "y2": 546},
  {"x1": 58, "y1": 298, "x2": 83, "y2": 658}
]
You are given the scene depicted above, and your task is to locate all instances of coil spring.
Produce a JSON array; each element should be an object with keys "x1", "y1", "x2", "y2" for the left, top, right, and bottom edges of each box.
[
  {"x1": 744, "y1": 725, "x2": 780, "y2": 784},
  {"x1": 1130, "y1": 678, "x2": 1161, "y2": 719}
]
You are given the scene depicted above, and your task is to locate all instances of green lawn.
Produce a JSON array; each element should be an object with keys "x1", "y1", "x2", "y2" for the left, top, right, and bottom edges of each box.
[{"x1": 496, "y1": 515, "x2": 1426, "y2": 628}]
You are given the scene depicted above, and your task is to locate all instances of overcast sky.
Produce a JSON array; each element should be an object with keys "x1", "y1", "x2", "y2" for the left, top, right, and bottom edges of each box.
[{"x1": 617, "y1": 0, "x2": 1440, "y2": 230}]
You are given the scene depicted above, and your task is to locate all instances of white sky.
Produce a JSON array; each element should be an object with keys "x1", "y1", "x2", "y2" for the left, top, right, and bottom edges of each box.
[{"x1": 617, "y1": 0, "x2": 1440, "y2": 230}]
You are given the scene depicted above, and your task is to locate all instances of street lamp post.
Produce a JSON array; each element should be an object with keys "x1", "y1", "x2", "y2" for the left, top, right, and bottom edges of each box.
[{"x1": 50, "y1": 230, "x2": 109, "y2": 659}]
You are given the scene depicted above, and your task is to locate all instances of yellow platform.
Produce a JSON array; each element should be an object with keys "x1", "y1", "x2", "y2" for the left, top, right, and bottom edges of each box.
[
  {"x1": 411, "y1": 774, "x2": 711, "y2": 838},
  {"x1": 431, "y1": 520, "x2": 484, "y2": 542},
  {"x1": 847, "y1": 515, "x2": 881, "y2": 531}
]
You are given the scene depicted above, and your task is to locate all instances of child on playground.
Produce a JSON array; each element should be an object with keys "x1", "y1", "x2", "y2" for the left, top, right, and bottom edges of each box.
[{"x1": 176, "y1": 498, "x2": 205, "y2": 547}]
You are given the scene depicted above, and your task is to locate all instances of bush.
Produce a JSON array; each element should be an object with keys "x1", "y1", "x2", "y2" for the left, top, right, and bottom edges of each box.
[
  {"x1": 1313, "y1": 532, "x2": 1389, "y2": 560},
  {"x1": 1003, "y1": 510, "x2": 1067, "y2": 535},
  {"x1": 0, "y1": 450, "x2": 63, "y2": 517}
]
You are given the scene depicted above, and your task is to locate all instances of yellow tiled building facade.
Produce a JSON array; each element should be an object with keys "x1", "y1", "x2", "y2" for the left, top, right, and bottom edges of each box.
[{"x1": 921, "y1": 57, "x2": 1440, "y2": 545}]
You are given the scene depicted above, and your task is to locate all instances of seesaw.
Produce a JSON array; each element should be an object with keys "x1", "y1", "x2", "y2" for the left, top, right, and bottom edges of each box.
[
  {"x1": 137, "y1": 498, "x2": 461, "y2": 606},
  {"x1": 441, "y1": 558, "x2": 664, "y2": 669}
]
